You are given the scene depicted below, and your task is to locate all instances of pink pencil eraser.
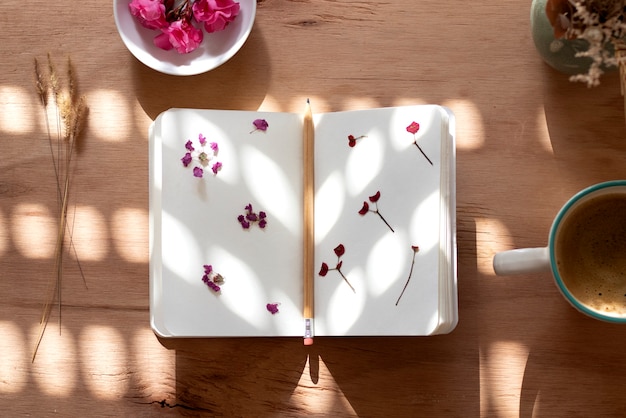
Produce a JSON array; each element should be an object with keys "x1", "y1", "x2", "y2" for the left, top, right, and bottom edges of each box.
[{"x1": 304, "y1": 338, "x2": 314, "y2": 346}]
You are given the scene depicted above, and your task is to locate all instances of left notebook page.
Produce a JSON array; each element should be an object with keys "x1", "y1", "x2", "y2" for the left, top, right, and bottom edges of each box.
[{"x1": 150, "y1": 108, "x2": 305, "y2": 337}]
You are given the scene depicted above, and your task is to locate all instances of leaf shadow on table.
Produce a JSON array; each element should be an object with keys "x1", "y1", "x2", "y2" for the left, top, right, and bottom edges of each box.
[
  {"x1": 302, "y1": 216, "x2": 480, "y2": 416},
  {"x1": 159, "y1": 337, "x2": 308, "y2": 415},
  {"x1": 519, "y1": 311, "x2": 626, "y2": 417},
  {"x1": 542, "y1": 69, "x2": 626, "y2": 183},
  {"x1": 132, "y1": 25, "x2": 271, "y2": 121}
]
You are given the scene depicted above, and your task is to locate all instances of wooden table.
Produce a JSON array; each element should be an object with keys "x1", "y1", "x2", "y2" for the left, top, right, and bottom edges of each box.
[{"x1": 2, "y1": 0, "x2": 626, "y2": 416}]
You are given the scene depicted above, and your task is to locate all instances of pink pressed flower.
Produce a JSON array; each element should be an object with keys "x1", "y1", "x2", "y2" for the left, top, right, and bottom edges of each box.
[
  {"x1": 185, "y1": 140, "x2": 195, "y2": 152},
  {"x1": 129, "y1": 0, "x2": 167, "y2": 30},
  {"x1": 210, "y1": 142, "x2": 219, "y2": 152},
  {"x1": 211, "y1": 161, "x2": 222, "y2": 174},
  {"x1": 192, "y1": 0, "x2": 241, "y2": 33},
  {"x1": 193, "y1": 166, "x2": 204, "y2": 177},
  {"x1": 154, "y1": 19, "x2": 204, "y2": 54},
  {"x1": 266, "y1": 303, "x2": 280, "y2": 315},
  {"x1": 181, "y1": 152, "x2": 192, "y2": 167},
  {"x1": 199, "y1": 133, "x2": 207, "y2": 146},
  {"x1": 251, "y1": 118, "x2": 269, "y2": 133},
  {"x1": 406, "y1": 121, "x2": 420, "y2": 135}
]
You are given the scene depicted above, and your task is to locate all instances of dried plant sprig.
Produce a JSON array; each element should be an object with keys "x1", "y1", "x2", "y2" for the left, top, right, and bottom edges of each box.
[
  {"x1": 32, "y1": 54, "x2": 88, "y2": 362},
  {"x1": 547, "y1": 0, "x2": 626, "y2": 87}
]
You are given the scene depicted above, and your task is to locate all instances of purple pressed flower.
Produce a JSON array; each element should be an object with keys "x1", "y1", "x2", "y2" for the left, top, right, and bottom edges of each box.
[
  {"x1": 193, "y1": 167, "x2": 203, "y2": 178},
  {"x1": 181, "y1": 152, "x2": 192, "y2": 167},
  {"x1": 204, "y1": 264, "x2": 213, "y2": 274},
  {"x1": 185, "y1": 140, "x2": 195, "y2": 151},
  {"x1": 259, "y1": 219, "x2": 267, "y2": 229},
  {"x1": 210, "y1": 142, "x2": 218, "y2": 152},
  {"x1": 251, "y1": 118, "x2": 269, "y2": 133},
  {"x1": 237, "y1": 203, "x2": 267, "y2": 229},
  {"x1": 211, "y1": 161, "x2": 222, "y2": 174},
  {"x1": 198, "y1": 133, "x2": 207, "y2": 146},
  {"x1": 266, "y1": 303, "x2": 280, "y2": 315},
  {"x1": 246, "y1": 212, "x2": 258, "y2": 222}
]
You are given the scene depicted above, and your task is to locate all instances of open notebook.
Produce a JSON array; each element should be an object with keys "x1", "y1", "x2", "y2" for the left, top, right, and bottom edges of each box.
[{"x1": 149, "y1": 104, "x2": 457, "y2": 338}]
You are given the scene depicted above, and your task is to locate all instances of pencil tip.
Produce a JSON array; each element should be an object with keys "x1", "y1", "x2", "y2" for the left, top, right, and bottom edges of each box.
[{"x1": 306, "y1": 98, "x2": 310, "y2": 104}]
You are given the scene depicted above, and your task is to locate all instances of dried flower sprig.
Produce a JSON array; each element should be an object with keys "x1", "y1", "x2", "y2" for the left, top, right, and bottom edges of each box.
[
  {"x1": 396, "y1": 245, "x2": 420, "y2": 305},
  {"x1": 406, "y1": 122, "x2": 433, "y2": 165},
  {"x1": 359, "y1": 191, "x2": 394, "y2": 233},
  {"x1": 32, "y1": 54, "x2": 89, "y2": 362},
  {"x1": 319, "y1": 244, "x2": 356, "y2": 292},
  {"x1": 546, "y1": 0, "x2": 626, "y2": 87}
]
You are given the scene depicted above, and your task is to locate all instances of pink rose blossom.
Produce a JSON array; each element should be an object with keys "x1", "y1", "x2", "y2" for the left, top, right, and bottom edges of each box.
[
  {"x1": 154, "y1": 20, "x2": 204, "y2": 54},
  {"x1": 192, "y1": 0, "x2": 241, "y2": 33},
  {"x1": 129, "y1": 0, "x2": 167, "y2": 30}
]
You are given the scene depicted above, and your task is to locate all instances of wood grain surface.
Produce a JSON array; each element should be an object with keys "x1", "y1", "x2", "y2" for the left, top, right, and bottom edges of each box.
[{"x1": 1, "y1": 0, "x2": 626, "y2": 416}]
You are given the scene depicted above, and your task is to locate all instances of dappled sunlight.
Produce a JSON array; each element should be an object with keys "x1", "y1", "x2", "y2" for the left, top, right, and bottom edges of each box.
[
  {"x1": 131, "y1": 328, "x2": 176, "y2": 395},
  {"x1": 87, "y1": 89, "x2": 130, "y2": 142},
  {"x1": 442, "y1": 99, "x2": 484, "y2": 150},
  {"x1": 475, "y1": 217, "x2": 513, "y2": 276},
  {"x1": 79, "y1": 325, "x2": 129, "y2": 399},
  {"x1": 112, "y1": 207, "x2": 148, "y2": 263},
  {"x1": 31, "y1": 325, "x2": 78, "y2": 396},
  {"x1": 342, "y1": 96, "x2": 381, "y2": 111},
  {"x1": 315, "y1": 170, "x2": 345, "y2": 244},
  {"x1": 537, "y1": 106, "x2": 554, "y2": 154},
  {"x1": 12, "y1": 203, "x2": 56, "y2": 259},
  {"x1": 67, "y1": 205, "x2": 109, "y2": 261},
  {"x1": 291, "y1": 355, "x2": 357, "y2": 415},
  {"x1": 365, "y1": 230, "x2": 406, "y2": 296},
  {"x1": 0, "y1": 85, "x2": 35, "y2": 134},
  {"x1": 0, "y1": 322, "x2": 26, "y2": 394},
  {"x1": 480, "y1": 341, "x2": 529, "y2": 416}
]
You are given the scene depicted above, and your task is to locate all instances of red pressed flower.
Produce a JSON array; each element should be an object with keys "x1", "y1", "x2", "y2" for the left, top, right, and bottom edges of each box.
[
  {"x1": 319, "y1": 262, "x2": 329, "y2": 276},
  {"x1": 369, "y1": 191, "x2": 381, "y2": 202},
  {"x1": 347, "y1": 134, "x2": 366, "y2": 148},
  {"x1": 334, "y1": 244, "x2": 345, "y2": 257},
  {"x1": 336, "y1": 260, "x2": 343, "y2": 270},
  {"x1": 406, "y1": 121, "x2": 420, "y2": 134},
  {"x1": 359, "y1": 202, "x2": 369, "y2": 215}
]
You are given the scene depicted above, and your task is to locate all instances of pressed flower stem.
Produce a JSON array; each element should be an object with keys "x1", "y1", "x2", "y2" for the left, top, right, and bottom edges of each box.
[
  {"x1": 376, "y1": 211, "x2": 395, "y2": 233},
  {"x1": 337, "y1": 269, "x2": 356, "y2": 293},
  {"x1": 413, "y1": 142, "x2": 433, "y2": 165},
  {"x1": 396, "y1": 249, "x2": 418, "y2": 305}
]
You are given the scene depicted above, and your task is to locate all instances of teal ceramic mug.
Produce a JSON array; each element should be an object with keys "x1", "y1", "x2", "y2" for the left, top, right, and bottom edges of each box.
[{"x1": 493, "y1": 180, "x2": 626, "y2": 323}]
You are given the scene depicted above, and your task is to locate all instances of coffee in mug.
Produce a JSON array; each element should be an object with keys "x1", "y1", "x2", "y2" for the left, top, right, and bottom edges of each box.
[{"x1": 493, "y1": 180, "x2": 626, "y2": 322}]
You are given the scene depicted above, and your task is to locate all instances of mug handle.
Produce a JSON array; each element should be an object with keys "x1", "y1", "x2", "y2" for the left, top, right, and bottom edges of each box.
[{"x1": 493, "y1": 247, "x2": 551, "y2": 275}]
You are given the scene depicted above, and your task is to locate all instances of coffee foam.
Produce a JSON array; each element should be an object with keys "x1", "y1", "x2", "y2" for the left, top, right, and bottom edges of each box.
[{"x1": 555, "y1": 193, "x2": 626, "y2": 317}]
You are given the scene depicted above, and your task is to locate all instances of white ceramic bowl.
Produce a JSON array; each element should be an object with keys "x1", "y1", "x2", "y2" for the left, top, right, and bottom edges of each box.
[{"x1": 114, "y1": 0, "x2": 256, "y2": 76}]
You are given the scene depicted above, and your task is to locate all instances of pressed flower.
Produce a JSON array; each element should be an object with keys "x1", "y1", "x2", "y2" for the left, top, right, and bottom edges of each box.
[
  {"x1": 202, "y1": 264, "x2": 223, "y2": 293},
  {"x1": 250, "y1": 118, "x2": 269, "y2": 133},
  {"x1": 406, "y1": 121, "x2": 420, "y2": 135},
  {"x1": 347, "y1": 134, "x2": 366, "y2": 148},
  {"x1": 406, "y1": 121, "x2": 432, "y2": 165},
  {"x1": 237, "y1": 203, "x2": 267, "y2": 229},
  {"x1": 396, "y1": 245, "x2": 420, "y2": 305},
  {"x1": 358, "y1": 191, "x2": 394, "y2": 233},
  {"x1": 182, "y1": 133, "x2": 222, "y2": 177},
  {"x1": 181, "y1": 152, "x2": 192, "y2": 167},
  {"x1": 319, "y1": 245, "x2": 355, "y2": 292},
  {"x1": 266, "y1": 303, "x2": 280, "y2": 314}
]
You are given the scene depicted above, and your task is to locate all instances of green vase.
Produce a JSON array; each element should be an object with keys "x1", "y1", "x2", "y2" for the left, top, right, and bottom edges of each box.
[{"x1": 530, "y1": 0, "x2": 597, "y2": 75}]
